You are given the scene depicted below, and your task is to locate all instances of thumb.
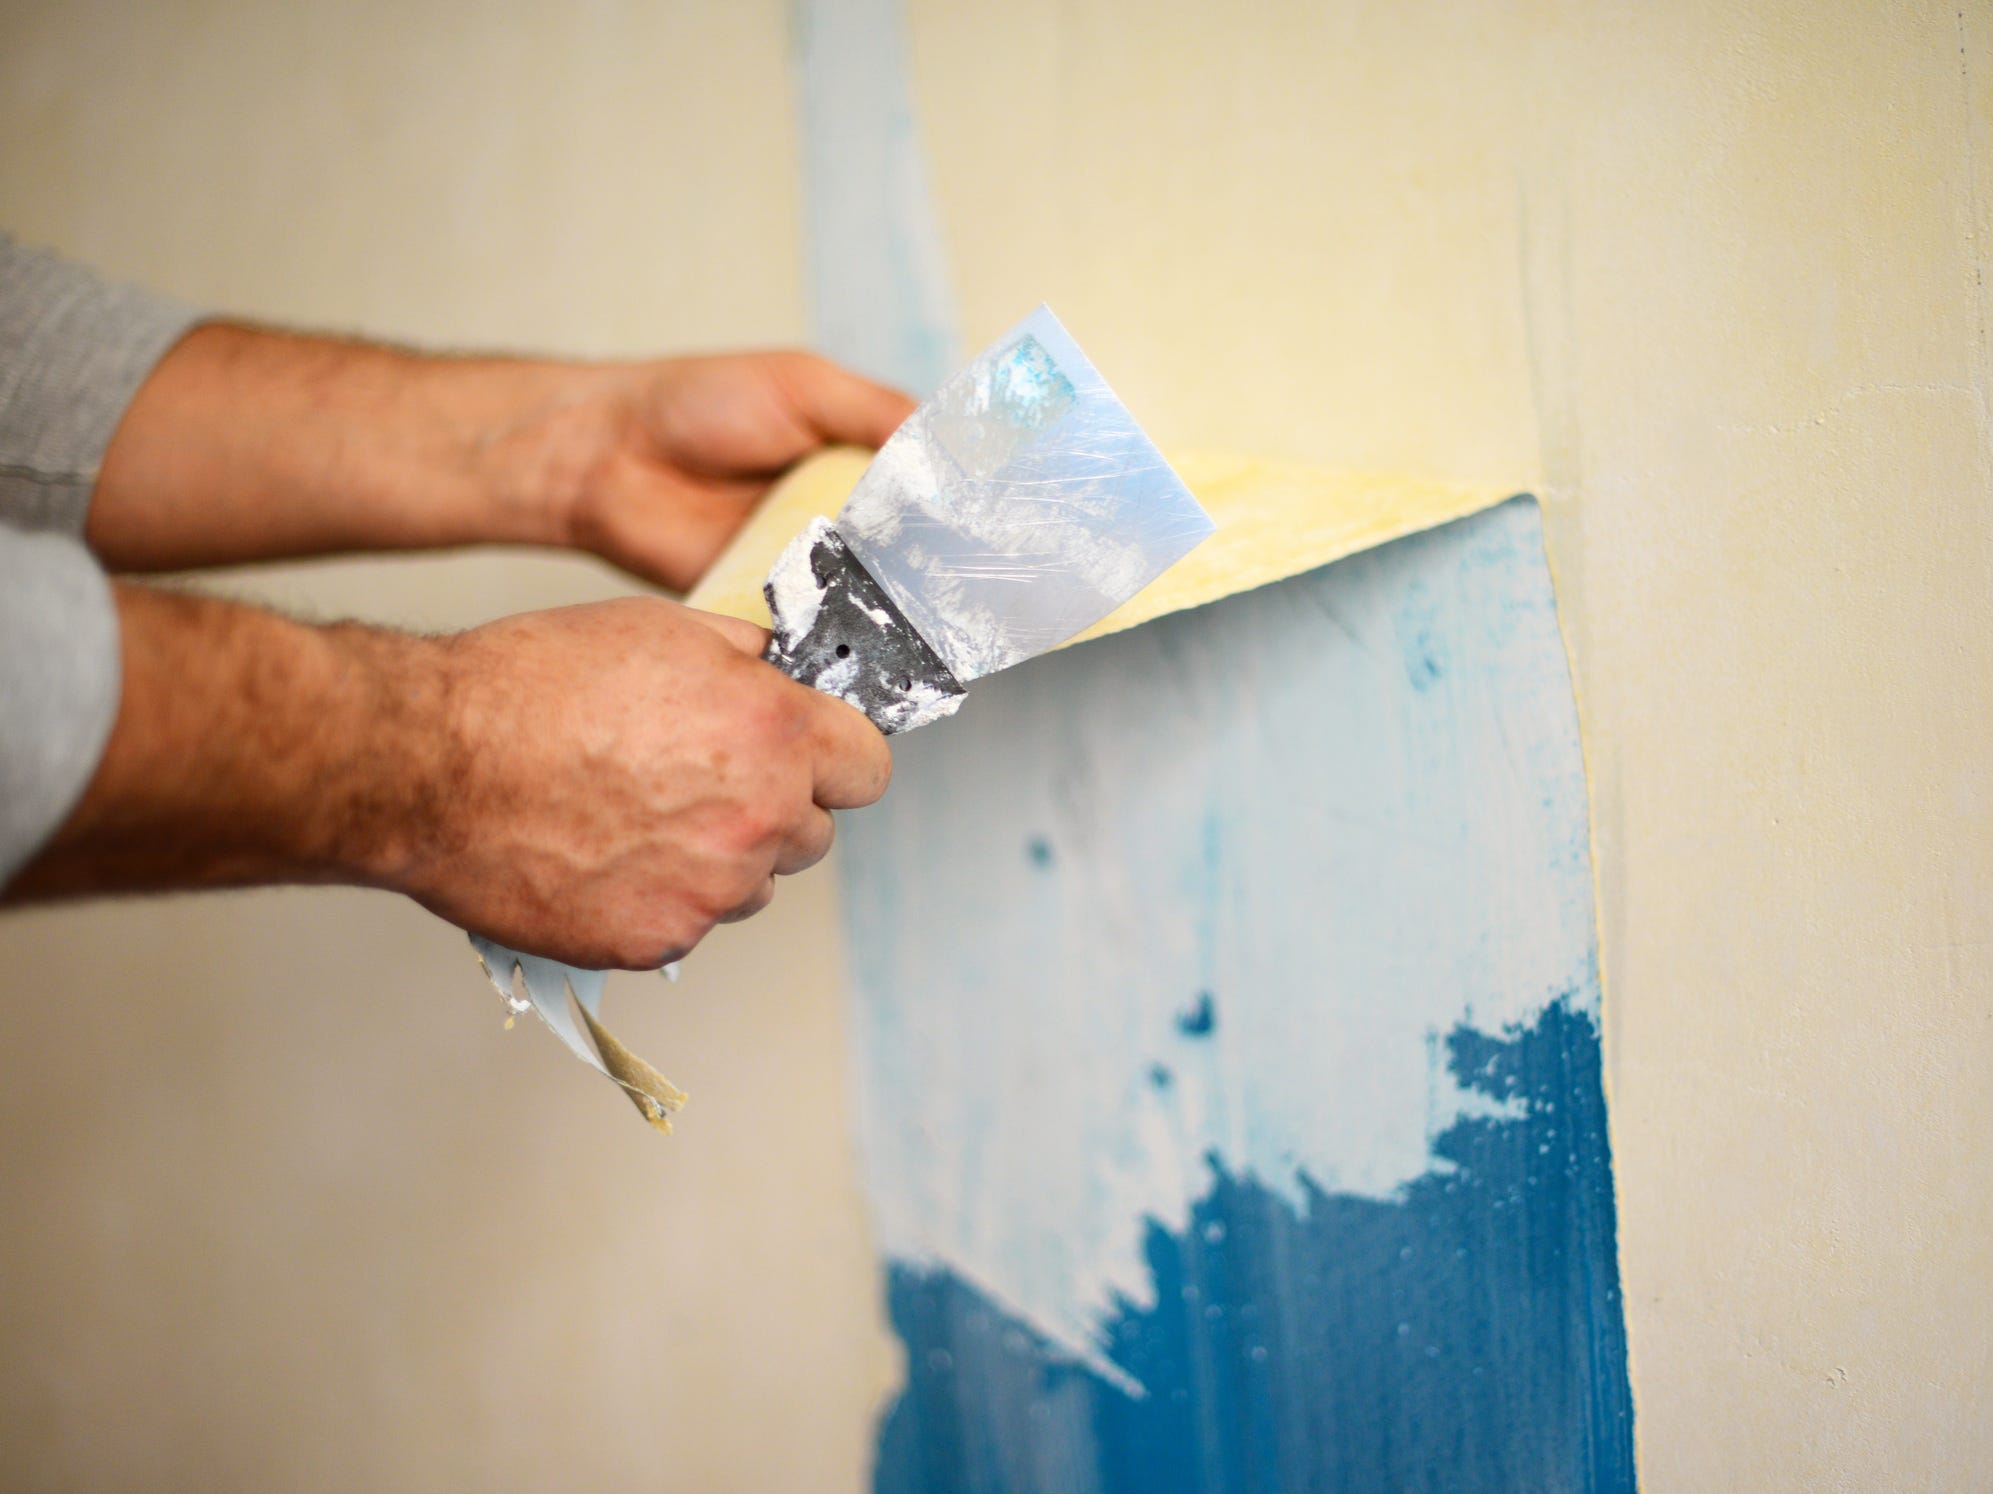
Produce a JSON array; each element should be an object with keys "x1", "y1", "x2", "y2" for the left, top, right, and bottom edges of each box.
[{"x1": 681, "y1": 606, "x2": 773, "y2": 658}]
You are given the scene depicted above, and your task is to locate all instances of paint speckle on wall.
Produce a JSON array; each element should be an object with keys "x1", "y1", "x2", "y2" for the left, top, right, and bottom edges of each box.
[{"x1": 1175, "y1": 993, "x2": 1217, "y2": 1038}]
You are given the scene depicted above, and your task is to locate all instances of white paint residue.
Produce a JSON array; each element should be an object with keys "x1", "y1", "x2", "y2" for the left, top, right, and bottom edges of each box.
[
  {"x1": 888, "y1": 681, "x2": 965, "y2": 732},
  {"x1": 764, "y1": 516, "x2": 833, "y2": 650}
]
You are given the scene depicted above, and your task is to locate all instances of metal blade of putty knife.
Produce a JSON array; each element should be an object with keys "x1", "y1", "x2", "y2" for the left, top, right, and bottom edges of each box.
[
  {"x1": 471, "y1": 305, "x2": 1213, "y2": 1125},
  {"x1": 762, "y1": 304, "x2": 1215, "y2": 733}
]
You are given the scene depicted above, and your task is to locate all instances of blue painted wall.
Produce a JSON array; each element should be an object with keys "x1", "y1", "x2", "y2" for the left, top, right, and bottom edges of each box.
[
  {"x1": 839, "y1": 504, "x2": 1635, "y2": 1492},
  {"x1": 873, "y1": 997, "x2": 1628, "y2": 1493},
  {"x1": 793, "y1": 7, "x2": 1633, "y2": 1486}
]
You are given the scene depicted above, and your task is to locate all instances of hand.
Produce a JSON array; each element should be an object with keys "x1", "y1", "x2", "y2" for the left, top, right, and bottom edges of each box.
[
  {"x1": 9, "y1": 585, "x2": 890, "y2": 971},
  {"x1": 396, "y1": 596, "x2": 891, "y2": 969},
  {"x1": 553, "y1": 352, "x2": 916, "y2": 591},
  {"x1": 89, "y1": 328, "x2": 913, "y2": 587}
]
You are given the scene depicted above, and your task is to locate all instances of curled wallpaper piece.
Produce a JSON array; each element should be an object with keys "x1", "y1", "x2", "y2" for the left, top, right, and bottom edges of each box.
[
  {"x1": 467, "y1": 935, "x2": 686, "y2": 1131},
  {"x1": 689, "y1": 445, "x2": 1515, "y2": 642}
]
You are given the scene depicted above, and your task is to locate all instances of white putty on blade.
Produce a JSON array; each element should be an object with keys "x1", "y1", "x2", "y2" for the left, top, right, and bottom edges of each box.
[
  {"x1": 764, "y1": 516, "x2": 831, "y2": 647},
  {"x1": 764, "y1": 517, "x2": 967, "y2": 734}
]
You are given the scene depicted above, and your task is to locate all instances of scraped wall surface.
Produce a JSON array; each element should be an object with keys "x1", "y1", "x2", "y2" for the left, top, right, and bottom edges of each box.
[
  {"x1": 840, "y1": 498, "x2": 1636, "y2": 1491},
  {"x1": 0, "y1": 2, "x2": 1987, "y2": 1490}
]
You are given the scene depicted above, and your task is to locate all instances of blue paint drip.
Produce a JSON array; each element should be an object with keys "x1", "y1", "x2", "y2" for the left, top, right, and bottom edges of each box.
[
  {"x1": 1176, "y1": 992, "x2": 1218, "y2": 1038},
  {"x1": 874, "y1": 998, "x2": 1635, "y2": 1493}
]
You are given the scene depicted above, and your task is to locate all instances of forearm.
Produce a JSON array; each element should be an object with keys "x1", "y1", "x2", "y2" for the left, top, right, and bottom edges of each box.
[
  {"x1": 86, "y1": 323, "x2": 627, "y2": 571},
  {"x1": 6, "y1": 581, "x2": 449, "y2": 899}
]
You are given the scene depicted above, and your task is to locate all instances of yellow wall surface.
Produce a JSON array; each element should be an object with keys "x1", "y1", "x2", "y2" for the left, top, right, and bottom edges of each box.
[
  {"x1": 1, "y1": 1, "x2": 1989, "y2": 1490},
  {"x1": 893, "y1": 1, "x2": 1992, "y2": 1485}
]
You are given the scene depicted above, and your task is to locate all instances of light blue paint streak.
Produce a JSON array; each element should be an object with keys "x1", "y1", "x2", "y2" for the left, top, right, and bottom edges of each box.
[{"x1": 792, "y1": 0, "x2": 959, "y2": 393}]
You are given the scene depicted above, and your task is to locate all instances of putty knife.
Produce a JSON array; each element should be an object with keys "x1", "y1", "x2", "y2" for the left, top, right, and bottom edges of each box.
[
  {"x1": 470, "y1": 305, "x2": 1213, "y2": 1125},
  {"x1": 762, "y1": 304, "x2": 1213, "y2": 733}
]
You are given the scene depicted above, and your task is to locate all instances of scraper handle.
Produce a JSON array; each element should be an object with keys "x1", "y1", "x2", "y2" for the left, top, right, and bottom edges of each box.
[{"x1": 761, "y1": 523, "x2": 966, "y2": 736}]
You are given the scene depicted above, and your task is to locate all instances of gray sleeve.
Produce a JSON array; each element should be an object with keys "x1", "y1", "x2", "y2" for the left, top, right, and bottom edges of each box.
[
  {"x1": 0, "y1": 525, "x2": 120, "y2": 885},
  {"x1": 0, "y1": 232, "x2": 204, "y2": 535},
  {"x1": 0, "y1": 235, "x2": 201, "y2": 885}
]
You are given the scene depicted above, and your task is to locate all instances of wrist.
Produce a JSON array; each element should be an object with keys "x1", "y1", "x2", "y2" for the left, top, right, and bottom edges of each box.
[
  {"x1": 312, "y1": 620, "x2": 468, "y2": 893},
  {"x1": 425, "y1": 355, "x2": 638, "y2": 554},
  {"x1": 10, "y1": 585, "x2": 465, "y2": 901}
]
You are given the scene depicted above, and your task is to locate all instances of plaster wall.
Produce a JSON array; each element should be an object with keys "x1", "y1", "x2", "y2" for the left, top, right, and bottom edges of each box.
[{"x1": 0, "y1": 1, "x2": 1986, "y2": 1488}]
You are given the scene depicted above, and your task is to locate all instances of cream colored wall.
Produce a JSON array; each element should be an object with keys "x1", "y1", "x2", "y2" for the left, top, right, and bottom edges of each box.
[
  {"x1": 898, "y1": 0, "x2": 1992, "y2": 1486},
  {"x1": 3, "y1": 1, "x2": 1989, "y2": 1489},
  {"x1": 0, "y1": 2, "x2": 892, "y2": 1489}
]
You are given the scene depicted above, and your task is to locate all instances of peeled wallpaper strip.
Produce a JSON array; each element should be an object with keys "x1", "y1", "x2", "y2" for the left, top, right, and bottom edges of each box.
[
  {"x1": 468, "y1": 935, "x2": 686, "y2": 1132},
  {"x1": 687, "y1": 444, "x2": 1521, "y2": 639}
]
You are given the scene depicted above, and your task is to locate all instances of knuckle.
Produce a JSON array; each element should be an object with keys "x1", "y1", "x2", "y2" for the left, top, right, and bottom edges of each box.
[
  {"x1": 773, "y1": 348, "x2": 828, "y2": 382},
  {"x1": 731, "y1": 863, "x2": 774, "y2": 906},
  {"x1": 722, "y1": 878, "x2": 777, "y2": 924},
  {"x1": 694, "y1": 864, "x2": 763, "y2": 922},
  {"x1": 645, "y1": 908, "x2": 709, "y2": 964},
  {"x1": 658, "y1": 909, "x2": 717, "y2": 957},
  {"x1": 724, "y1": 800, "x2": 785, "y2": 856},
  {"x1": 739, "y1": 684, "x2": 807, "y2": 753}
]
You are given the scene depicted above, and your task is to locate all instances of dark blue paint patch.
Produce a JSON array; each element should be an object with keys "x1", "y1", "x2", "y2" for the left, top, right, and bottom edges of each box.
[
  {"x1": 873, "y1": 998, "x2": 1635, "y2": 1493},
  {"x1": 1176, "y1": 992, "x2": 1218, "y2": 1037},
  {"x1": 1028, "y1": 836, "x2": 1055, "y2": 869}
]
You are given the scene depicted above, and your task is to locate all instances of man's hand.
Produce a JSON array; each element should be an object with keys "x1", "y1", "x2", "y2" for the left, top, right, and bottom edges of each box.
[
  {"x1": 88, "y1": 327, "x2": 914, "y2": 591},
  {"x1": 549, "y1": 352, "x2": 915, "y2": 591},
  {"x1": 403, "y1": 597, "x2": 890, "y2": 968},
  {"x1": 7, "y1": 586, "x2": 891, "y2": 968}
]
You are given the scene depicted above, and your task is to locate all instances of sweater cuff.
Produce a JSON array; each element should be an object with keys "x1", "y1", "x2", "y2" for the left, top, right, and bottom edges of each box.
[
  {"x1": 0, "y1": 234, "x2": 205, "y2": 536},
  {"x1": 0, "y1": 526, "x2": 121, "y2": 886}
]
